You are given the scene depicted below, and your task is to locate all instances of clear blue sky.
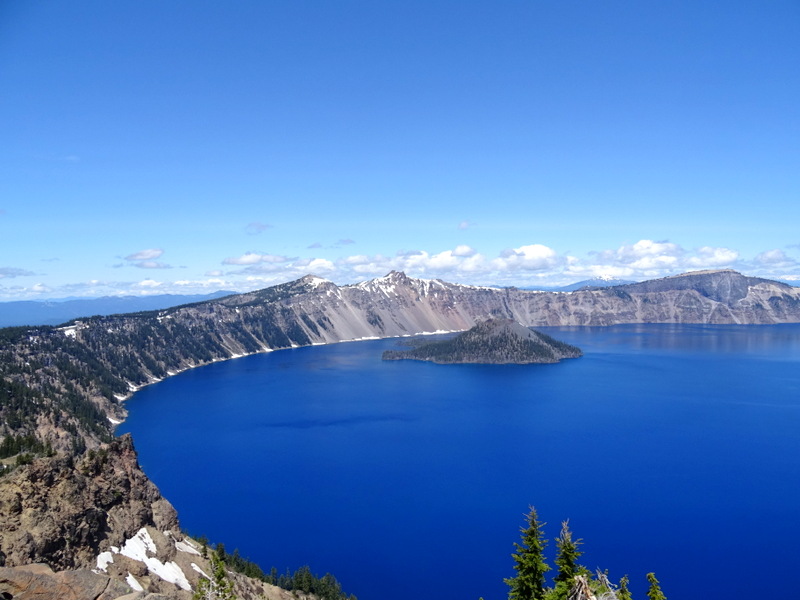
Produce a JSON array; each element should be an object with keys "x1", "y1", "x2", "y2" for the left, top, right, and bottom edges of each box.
[{"x1": 1, "y1": 1, "x2": 799, "y2": 299}]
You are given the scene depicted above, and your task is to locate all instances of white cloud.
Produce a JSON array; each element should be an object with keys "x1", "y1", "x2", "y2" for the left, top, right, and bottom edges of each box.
[
  {"x1": 453, "y1": 245, "x2": 476, "y2": 257},
  {"x1": 126, "y1": 249, "x2": 164, "y2": 261},
  {"x1": 31, "y1": 283, "x2": 53, "y2": 294},
  {"x1": 755, "y1": 249, "x2": 795, "y2": 267},
  {"x1": 306, "y1": 258, "x2": 335, "y2": 273},
  {"x1": 457, "y1": 220, "x2": 472, "y2": 230},
  {"x1": 493, "y1": 244, "x2": 561, "y2": 271},
  {"x1": 615, "y1": 240, "x2": 682, "y2": 262},
  {"x1": 134, "y1": 261, "x2": 172, "y2": 269},
  {"x1": 686, "y1": 246, "x2": 739, "y2": 268},
  {"x1": 629, "y1": 254, "x2": 679, "y2": 270},
  {"x1": 136, "y1": 279, "x2": 163, "y2": 289},
  {"x1": 343, "y1": 255, "x2": 371, "y2": 265},
  {"x1": 223, "y1": 253, "x2": 290, "y2": 266},
  {"x1": 174, "y1": 278, "x2": 228, "y2": 288},
  {"x1": 564, "y1": 264, "x2": 637, "y2": 280}
]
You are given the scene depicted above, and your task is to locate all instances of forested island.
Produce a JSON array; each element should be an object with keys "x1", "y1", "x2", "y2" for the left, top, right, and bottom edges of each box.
[{"x1": 382, "y1": 318, "x2": 582, "y2": 364}]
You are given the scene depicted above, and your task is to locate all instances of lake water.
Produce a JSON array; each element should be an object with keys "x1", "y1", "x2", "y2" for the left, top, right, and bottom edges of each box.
[{"x1": 119, "y1": 324, "x2": 800, "y2": 600}]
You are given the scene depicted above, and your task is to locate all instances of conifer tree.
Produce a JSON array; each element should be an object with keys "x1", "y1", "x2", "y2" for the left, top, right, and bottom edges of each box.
[
  {"x1": 617, "y1": 575, "x2": 632, "y2": 600},
  {"x1": 646, "y1": 572, "x2": 666, "y2": 600},
  {"x1": 194, "y1": 553, "x2": 236, "y2": 600},
  {"x1": 505, "y1": 506, "x2": 550, "y2": 600},
  {"x1": 551, "y1": 520, "x2": 583, "y2": 600}
]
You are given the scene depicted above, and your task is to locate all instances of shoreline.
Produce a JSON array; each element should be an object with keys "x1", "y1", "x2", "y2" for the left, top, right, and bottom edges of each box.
[{"x1": 107, "y1": 327, "x2": 468, "y2": 428}]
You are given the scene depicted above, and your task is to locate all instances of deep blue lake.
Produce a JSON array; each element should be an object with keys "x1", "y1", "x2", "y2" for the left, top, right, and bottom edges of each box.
[{"x1": 119, "y1": 324, "x2": 800, "y2": 600}]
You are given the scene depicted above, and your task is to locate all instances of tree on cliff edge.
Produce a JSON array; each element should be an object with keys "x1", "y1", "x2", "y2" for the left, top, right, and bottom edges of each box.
[
  {"x1": 194, "y1": 552, "x2": 236, "y2": 600},
  {"x1": 505, "y1": 506, "x2": 551, "y2": 600},
  {"x1": 646, "y1": 572, "x2": 666, "y2": 600},
  {"x1": 551, "y1": 520, "x2": 583, "y2": 600}
]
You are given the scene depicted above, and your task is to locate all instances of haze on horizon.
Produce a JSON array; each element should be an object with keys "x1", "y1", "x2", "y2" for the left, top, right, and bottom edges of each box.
[{"x1": 1, "y1": 1, "x2": 798, "y2": 301}]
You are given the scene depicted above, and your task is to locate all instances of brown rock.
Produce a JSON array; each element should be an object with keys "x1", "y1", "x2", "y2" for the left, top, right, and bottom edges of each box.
[
  {"x1": 0, "y1": 436, "x2": 178, "y2": 571},
  {"x1": 0, "y1": 565, "x2": 132, "y2": 600}
]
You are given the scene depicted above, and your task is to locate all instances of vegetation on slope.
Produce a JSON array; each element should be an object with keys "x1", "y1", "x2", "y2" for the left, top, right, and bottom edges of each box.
[{"x1": 193, "y1": 539, "x2": 357, "y2": 600}]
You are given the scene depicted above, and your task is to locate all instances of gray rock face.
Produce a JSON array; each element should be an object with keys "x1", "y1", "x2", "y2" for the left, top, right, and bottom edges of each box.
[{"x1": 615, "y1": 269, "x2": 786, "y2": 304}]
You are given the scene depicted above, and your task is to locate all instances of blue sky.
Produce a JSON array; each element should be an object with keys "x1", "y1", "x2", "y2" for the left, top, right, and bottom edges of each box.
[{"x1": 1, "y1": 1, "x2": 799, "y2": 299}]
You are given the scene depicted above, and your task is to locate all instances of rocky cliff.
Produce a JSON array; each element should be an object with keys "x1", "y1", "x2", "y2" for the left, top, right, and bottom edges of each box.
[{"x1": 0, "y1": 436, "x2": 309, "y2": 599}]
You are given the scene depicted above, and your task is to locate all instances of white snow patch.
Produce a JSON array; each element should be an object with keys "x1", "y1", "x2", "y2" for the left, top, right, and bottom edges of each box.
[
  {"x1": 114, "y1": 394, "x2": 127, "y2": 401},
  {"x1": 126, "y1": 573, "x2": 144, "y2": 592},
  {"x1": 108, "y1": 417, "x2": 121, "y2": 425},
  {"x1": 191, "y1": 562, "x2": 211, "y2": 579},
  {"x1": 119, "y1": 528, "x2": 158, "y2": 561},
  {"x1": 175, "y1": 539, "x2": 201, "y2": 556},
  {"x1": 60, "y1": 325, "x2": 78, "y2": 338},
  {"x1": 306, "y1": 276, "x2": 330, "y2": 288},
  {"x1": 96, "y1": 551, "x2": 114, "y2": 572},
  {"x1": 419, "y1": 329, "x2": 461, "y2": 335},
  {"x1": 118, "y1": 527, "x2": 191, "y2": 591},
  {"x1": 146, "y1": 559, "x2": 191, "y2": 590}
]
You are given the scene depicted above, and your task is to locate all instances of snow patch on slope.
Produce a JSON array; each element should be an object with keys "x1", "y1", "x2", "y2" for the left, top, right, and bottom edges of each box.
[{"x1": 95, "y1": 527, "x2": 192, "y2": 591}]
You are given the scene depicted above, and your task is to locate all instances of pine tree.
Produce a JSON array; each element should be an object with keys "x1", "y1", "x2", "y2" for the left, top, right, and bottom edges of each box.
[
  {"x1": 505, "y1": 506, "x2": 550, "y2": 600},
  {"x1": 646, "y1": 572, "x2": 666, "y2": 600},
  {"x1": 551, "y1": 520, "x2": 583, "y2": 600},
  {"x1": 617, "y1": 575, "x2": 632, "y2": 600},
  {"x1": 193, "y1": 553, "x2": 236, "y2": 600}
]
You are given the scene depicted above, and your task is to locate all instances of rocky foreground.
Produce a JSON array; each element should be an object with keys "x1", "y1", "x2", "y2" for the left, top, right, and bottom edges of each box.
[{"x1": 0, "y1": 435, "x2": 301, "y2": 599}]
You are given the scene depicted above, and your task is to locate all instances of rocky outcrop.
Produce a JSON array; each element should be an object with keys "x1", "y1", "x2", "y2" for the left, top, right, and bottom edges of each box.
[
  {"x1": 0, "y1": 435, "x2": 177, "y2": 571},
  {"x1": 0, "y1": 564, "x2": 134, "y2": 600}
]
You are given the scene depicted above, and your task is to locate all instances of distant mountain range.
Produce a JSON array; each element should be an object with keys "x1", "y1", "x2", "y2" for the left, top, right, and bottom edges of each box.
[
  {"x1": 0, "y1": 291, "x2": 235, "y2": 328},
  {"x1": 515, "y1": 276, "x2": 639, "y2": 292}
]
